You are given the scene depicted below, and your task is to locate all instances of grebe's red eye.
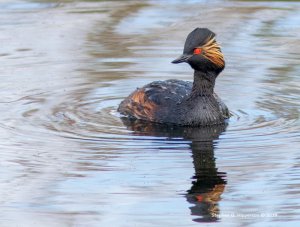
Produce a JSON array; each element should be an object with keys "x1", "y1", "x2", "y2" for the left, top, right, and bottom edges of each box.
[{"x1": 193, "y1": 48, "x2": 202, "y2": 55}]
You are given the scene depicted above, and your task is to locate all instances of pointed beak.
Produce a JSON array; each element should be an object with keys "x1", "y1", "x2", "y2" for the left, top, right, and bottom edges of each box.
[{"x1": 171, "y1": 54, "x2": 191, "y2": 64}]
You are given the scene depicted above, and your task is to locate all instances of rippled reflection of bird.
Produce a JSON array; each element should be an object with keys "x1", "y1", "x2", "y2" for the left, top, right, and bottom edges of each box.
[
  {"x1": 118, "y1": 28, "x2": 230, "y2": 126},
  {"x1": 121, "y1": 118, "x2": 227, "y2": 222}
]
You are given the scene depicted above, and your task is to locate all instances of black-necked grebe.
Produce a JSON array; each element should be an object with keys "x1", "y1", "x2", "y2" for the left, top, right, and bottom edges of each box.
[{"x1": 118, "y1": 28, "x2": 230, "y2": 126}]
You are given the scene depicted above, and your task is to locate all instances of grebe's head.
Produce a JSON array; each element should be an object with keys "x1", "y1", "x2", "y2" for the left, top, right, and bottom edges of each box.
[{"x1": 172, "y1": 28, "x2": 225, "y2": 74}]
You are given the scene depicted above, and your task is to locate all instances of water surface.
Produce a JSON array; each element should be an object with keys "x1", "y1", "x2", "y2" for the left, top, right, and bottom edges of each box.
[{"x1": 0, "y1": 0, "x2": 300, "y2": 226}]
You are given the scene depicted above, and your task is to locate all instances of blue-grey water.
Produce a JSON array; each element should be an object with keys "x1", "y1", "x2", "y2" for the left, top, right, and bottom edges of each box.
[{"x1": 0, "y1": 0, "x2": 300, "y2": 226}]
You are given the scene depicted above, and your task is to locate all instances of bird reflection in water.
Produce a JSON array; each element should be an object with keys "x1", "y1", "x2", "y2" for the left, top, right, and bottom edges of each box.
[{"x1": 121, "y1": 118, "x2": 227, "y2": 222}]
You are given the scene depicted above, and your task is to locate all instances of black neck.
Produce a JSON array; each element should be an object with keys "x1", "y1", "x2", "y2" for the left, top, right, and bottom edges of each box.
[{"x1": 191, "y1": 70, "x2": 216, "y2": 96}]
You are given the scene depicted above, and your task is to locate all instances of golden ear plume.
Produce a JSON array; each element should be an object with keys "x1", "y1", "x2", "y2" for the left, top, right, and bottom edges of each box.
[{"x1": 201, "y1": 36, "x2": 225, "y2": 68}]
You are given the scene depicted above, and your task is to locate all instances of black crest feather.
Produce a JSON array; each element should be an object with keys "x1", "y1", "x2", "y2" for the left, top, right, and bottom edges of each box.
[{"x1": 183, "y1": 28, "x2": 216, "y2": 54}]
